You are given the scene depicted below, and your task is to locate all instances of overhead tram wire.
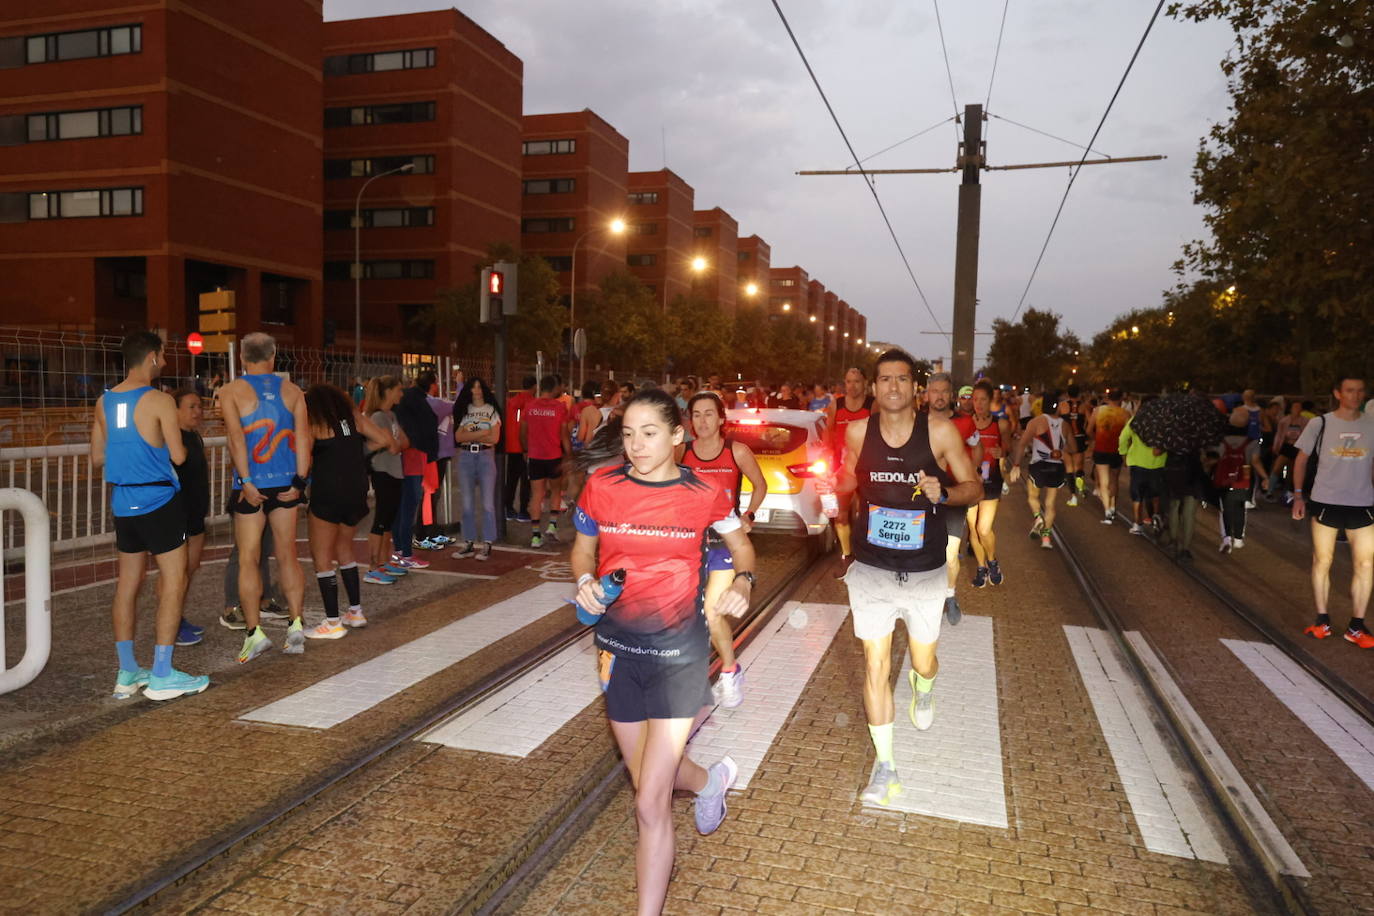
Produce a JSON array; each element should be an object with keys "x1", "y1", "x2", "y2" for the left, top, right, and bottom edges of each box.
[
  {"x1": 1009, "y1": 0, "x2": 1167, "y2": 322},
  {"x1": 983, "y1": 0, "x2": 1011, "y2": 110},
  {"x1": 769, "y1": 0, "x2": 949, "y2": 341},
  {"x1": 844, "y1": 116, "x2": 957, "y2": 171},
  {"x1": 931, "y1": 0, "x2": 962, "y2": 140},
  {"x1": 987, "y1": 111, "x2": 1112, "y2": 159}
]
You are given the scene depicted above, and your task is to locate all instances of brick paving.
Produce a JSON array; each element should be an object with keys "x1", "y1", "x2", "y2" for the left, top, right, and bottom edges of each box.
[
  {"x1": 1055, "y1": 494, "x2": 1374, "y2": 913},
  {"x1": 515, "y1": 494, "x2": 1260, "y2": 915}
]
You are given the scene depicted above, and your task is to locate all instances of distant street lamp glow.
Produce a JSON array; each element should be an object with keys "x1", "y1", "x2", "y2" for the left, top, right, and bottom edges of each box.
[
  {"x1": 782, "y1": 302, "x2": 791, "y2": 311},
  {"x1": 1131, "y1": 325, "x2": 1140, "y2": 335},
  {"x1": 808, "y1": 315, "x2": 816, "y2": 322},
  {"x1": 691, "y1": 256, "x2": 707, "y2": 272},
  {"x1": 744, "y1": 282, "x2": 759, "y2": 296},
  {"x1": 843, "y1": 332, "x2": 849, "y2": 338},
  {"x1": 828, "y1": 324, "x2": 835, "y2": 331}
]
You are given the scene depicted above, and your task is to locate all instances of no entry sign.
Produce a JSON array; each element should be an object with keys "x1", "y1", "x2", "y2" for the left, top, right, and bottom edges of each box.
[{"x1": 187, "y1": 332, "x2": 204, "y2": 355}]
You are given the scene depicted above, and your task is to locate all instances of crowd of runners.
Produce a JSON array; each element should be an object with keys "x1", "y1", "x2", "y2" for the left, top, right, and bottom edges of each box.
[{"x1": 94, "y1": 328, "x2": 1372, "y2": 915}]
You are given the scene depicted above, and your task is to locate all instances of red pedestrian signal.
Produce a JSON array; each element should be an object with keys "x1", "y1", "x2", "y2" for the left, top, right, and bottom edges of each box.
[{"x1": 489, "y1": 270, "x2": 504, "y2": 295}]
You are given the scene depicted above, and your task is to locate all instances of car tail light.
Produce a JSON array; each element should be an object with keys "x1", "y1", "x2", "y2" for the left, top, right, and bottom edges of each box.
[
  {"x1": 735, "y1": 418, "x2": 765, "y2": 425},
  {"x1": 787, "y1": 459, "x2": 829, "y2": 478}
]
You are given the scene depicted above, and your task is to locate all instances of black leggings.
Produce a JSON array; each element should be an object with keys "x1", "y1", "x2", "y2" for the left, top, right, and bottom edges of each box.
[{"x1": 369, "y1": 472, "x2": 402, "y2": 535}]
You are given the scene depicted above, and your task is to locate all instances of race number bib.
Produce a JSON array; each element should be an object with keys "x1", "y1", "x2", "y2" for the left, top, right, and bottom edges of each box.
[{"x1": 867, "y1": 506, "x2": 926, "y2": 550}]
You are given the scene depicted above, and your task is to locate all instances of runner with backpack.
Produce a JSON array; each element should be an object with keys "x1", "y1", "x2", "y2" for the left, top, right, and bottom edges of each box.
[{"x1": 1208, "y1": 407, "x2": 1271, "y2": 553}]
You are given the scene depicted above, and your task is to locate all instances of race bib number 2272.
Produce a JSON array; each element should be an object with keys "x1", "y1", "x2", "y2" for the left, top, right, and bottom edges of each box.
[{"x1": 866, "y1": 506, "x2": 926, "y2": 550}]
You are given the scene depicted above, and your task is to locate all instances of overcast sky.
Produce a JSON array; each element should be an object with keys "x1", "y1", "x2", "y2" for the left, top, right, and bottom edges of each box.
[{"x1": 325, "y1": 0, "x2": 1236, "y2": 365}]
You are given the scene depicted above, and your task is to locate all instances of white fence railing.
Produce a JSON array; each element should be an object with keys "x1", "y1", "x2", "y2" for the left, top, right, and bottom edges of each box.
[
  {"x1": 0, "y1": 437, "x2": 457, "y2": 562},
  {"x1": 0, "y1": 488, "x2": 51, "y2": 695}
]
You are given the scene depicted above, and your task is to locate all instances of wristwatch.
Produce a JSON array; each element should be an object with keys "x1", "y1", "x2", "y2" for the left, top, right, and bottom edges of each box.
[{"x1": 733, "y1": 571, "x2": 757, "y2": 587}]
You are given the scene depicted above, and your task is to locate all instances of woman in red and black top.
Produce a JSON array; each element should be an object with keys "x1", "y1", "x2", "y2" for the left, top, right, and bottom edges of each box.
[
  {"x1": 679, "y1": 391, "x2": 767, "y2": 709},
  {"x1": 572, "y1": 388, "x2": 756, "y2": 916}
]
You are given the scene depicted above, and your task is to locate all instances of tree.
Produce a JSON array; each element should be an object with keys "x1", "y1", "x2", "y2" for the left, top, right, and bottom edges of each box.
[
  {"x1": 984, "y1": 308, "x2": 1082, "y2": 391},
  {"x1": 663, "y1": 292, "x2": 733, "y2": 377},
  {"x1": 420, "y1": 243, "x2": 564, "y2": 363},
  {"x1": 1169, "y1": 0, "x2": 1374, "y2": 391},
  {"x1": 578, "y1": 270, "x2": 666, "y2": 379}
]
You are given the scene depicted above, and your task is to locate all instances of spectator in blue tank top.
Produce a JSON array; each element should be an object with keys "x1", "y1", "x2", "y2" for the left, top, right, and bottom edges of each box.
[
  {"x1": 90, "y1": 330, "x2": 208, "y2": 702},
  {"x1": 218, "y1": 332, "x2": 313, "y2": 664}
]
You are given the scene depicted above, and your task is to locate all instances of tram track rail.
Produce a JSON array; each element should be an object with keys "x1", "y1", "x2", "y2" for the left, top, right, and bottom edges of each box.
[
  {"x1": 1052, "y1": 523, "x2": 1315, "y2": 915},
  {"x1": 110, "y1": 540, "x2": 824, "y2": 915}
]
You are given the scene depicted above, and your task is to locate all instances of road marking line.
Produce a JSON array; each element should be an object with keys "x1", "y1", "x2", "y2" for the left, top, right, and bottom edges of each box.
[
  {"x1": 1127, "y1": 632, "x2": 1307, "y2": 876},
  {"x1": 418, "y1": 633, "x2": 601, "y2": 755},
  {"x1": 864, "y1": 615, "x2": 1006, "y2": 828},
  {"x1": 1223, "y1": 638, "x2": 1374, "y2": 791},
  {"x1": 688, "y1": 602, "x2": 850, "y2": 789},
  {"x1": 1065, "y1": 626, "x2": 1227, "y2": 863},
  {"x1": 238, "y1": 581, "x2": 573, "y2": 730}
]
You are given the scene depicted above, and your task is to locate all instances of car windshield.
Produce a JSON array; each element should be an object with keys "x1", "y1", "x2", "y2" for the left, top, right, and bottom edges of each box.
[{"x1": 724, "y1": 420, "x2": 809, "y2": 456}]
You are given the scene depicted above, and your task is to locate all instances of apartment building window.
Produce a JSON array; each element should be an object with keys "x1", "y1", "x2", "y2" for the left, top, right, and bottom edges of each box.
[
  {"x1": 521, "y1": 217, "x2": 574, "y2": 233},
  {"x1": 626, "y1": 254, "x2": 657, "y2": 267},
  {"x1": 113, "y1": 267, "x2": 146, "y2": 298},
  {"x1": 629, "y1": 221, "x2": 658, "y2": 236},
  {"x1": 324, "y1": 101, "x2": 435, "y2": 128},
  {"x1": 323, "y1": 207, "x2": 433, "y2": 230},
  {"x1": 738, "y1": 251, "x2": 751, "y2": 263},
  {"x1": 543, "y1": 256, "x2": 573, "y2": 271},
  {"x1": 774, "y1": 278, "x2": 797, "y2": 287},
  {"x1": 24, "y1": 24, "x2": 141, "y2": 64},
  {"x1": 25, "y1": 105, "x2": 141, "y2": 142},
  {"x1": 627, "y1": 191, "x2": 658, "y2": 205},
  {"x1": 28, "y1": 187, "x2": 142, "y2": 219},
  {"x1": 324, "y1": 154, "x2": 434, "y2": 179},
  {"x1": 325, "y1": 260, "x2": 434, "y2": 280},
  {"x1": 522, "y1": 178, "x2": 575, "y2": 195},
  {"x1": 324, "y1": 47, "x2": 435, "y2": 75},
  {"x1": 694, "y1": 227, "x2": 712, "y2": 238},
  {"x1": 522, "y1": 139, "x2": 575, "y2": 155}
]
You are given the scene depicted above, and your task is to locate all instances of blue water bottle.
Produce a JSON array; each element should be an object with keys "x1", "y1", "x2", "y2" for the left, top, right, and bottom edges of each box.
[{"x1": 577, "y1": 568, "x2": 626, "y2": 625}]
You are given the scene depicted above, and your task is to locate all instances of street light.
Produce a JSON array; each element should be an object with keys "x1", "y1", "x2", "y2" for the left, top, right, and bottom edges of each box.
[
  {"x1": 691, "y1": 255, "x2": 707, "y2": 273},
  {"x1": 570, "y1": 217, "x2": 626, "y2": 388},
  {"x1": 354, "y1": 161, "x2": 415, "y2": 374},
  {"x1": 744, "y1": 282, "x2": 759, "y2": 297},
  {"x1": 808, "y1": 314, "x2": 816, "y2": 322},
  {"x1": 781, "y1": 302, "x2": 791, "y2": 312}
]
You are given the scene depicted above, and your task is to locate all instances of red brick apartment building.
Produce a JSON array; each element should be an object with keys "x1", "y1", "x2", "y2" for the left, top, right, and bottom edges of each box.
[
  {"x1": 624, "y1": 169, "x2": 695, "y2": 308},
  {"x1": 736, "y1": 234, "x2": 770, "y2": 308},
  {"x1": 0, "y1": 0, "x2": 324, "y2": 342},
  {"x1": 322, "y1": 10, "x2": 521, "y2": 354},
  {"x1": 690, "y1": 207, "x2": 738, "y2": 314},
  {"x1": 520, "y1": 109, "x2": 628, "y2": 299},
  {"x1": 768, "y1": 266, "x2": 806, "y2": 317}
]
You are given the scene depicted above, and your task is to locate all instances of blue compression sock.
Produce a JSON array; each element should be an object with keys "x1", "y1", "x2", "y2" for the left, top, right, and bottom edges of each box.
[
  {"x1": 152, "y1": 644, "x2": 173, "y2": 678},
  {"x1": 116, "y1": 640, "x2": 138, "y2": 673}
]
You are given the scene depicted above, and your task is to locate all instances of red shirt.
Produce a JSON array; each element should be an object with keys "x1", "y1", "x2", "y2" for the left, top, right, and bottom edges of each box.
[
  {"x1": 523, "y1": 397, "x2": 568, "y2": 460},
  {"x1": 574, "y1": 465, "x2": 738, "y2": 662},
  {"x1": 950, "y1": 413, "x2": 979, "y2": 460},
  {"x1": 505, "y1": 391, "x2": 532, "y2": 453}
]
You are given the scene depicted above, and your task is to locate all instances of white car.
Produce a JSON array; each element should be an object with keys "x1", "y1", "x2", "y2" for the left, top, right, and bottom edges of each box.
[{"x1": 723, "y1": 407, "x2": 835, "y2": 547}]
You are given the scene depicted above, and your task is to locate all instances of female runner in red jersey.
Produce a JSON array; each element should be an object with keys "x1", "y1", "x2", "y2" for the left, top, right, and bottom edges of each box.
[
  {"x1": 573, "y1": 388, "x2": 756, "y2": 916},
  {"x1": 968, "y1": 380, "x2": 1011, "y2": 586},
  {"x1": 679, "y1": 391, "x2": 767, "y2": 708}
]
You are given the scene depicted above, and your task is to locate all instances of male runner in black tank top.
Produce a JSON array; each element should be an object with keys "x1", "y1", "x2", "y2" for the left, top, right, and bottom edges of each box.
[{"x1": 836, "y1": 349, "x2": 981, "y2": 807}]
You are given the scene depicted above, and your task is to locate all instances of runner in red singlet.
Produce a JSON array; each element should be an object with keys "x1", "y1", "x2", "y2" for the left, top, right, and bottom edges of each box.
[
  {"x1": 680, "y1": 392, "x2": 767, "y2": 709},
  {"x1": 827, "y1": 367, "x2": 874, "y2": 575},
  {"x1": 967, "y1": 380, "x2": 1010, "y2": 587},
  {"x1": 572, "y1": 388, "x2": 756, "y2": 915}
]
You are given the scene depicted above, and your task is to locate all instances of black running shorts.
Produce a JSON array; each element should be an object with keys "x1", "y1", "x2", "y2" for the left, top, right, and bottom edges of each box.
[
  {"x1": 310, "y1": 492, "x2": 369, "y2": 527},
  {"x1": 1129, "y1": 466, "x2": 1163, "y2": 502},
  {"x1": 943, "y1": 506, "x2": 967, "y2": 540},
  {"x1": 230, "y1": 485, "x2": 305, "y2": 515},
  {"x1": 1280, "y1": 443, "x2": 1299, "y2": 461},
  {"x1": 1028, "y1": 460, "x2": 1066, "y2": 490},
  {"x1": 1309, "y1": 502, "x2": 1374, "y2": 531},
  {"x1": 1093, "y1": 450, "x2": 1123, "y2": 469},
  {"x1": 981, "y1": 479, "x2": 1002, "y2": 501},
  {"x1": 115, "y1": 493, "x2": 187, "y2": 556},
  {"x1": 604, "y1": 653, "x2": 711, "y2": 722},
  {"x1": 527, "y1": 457, "x2": 562, "y2": 481}
]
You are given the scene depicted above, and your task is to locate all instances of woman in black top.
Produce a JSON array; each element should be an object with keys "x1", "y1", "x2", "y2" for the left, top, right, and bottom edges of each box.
[
  {"x1": 172, "y1": 388, "x2": 210, "y2": 645},
  {"x1": 304, "y1": 384, "x2": 394, "y2": 638}
]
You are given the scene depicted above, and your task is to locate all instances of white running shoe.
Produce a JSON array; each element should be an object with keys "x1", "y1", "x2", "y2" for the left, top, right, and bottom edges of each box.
[
  {"x1": 1067, "y1": 493, "x2": 1079, "y2": 507},
  {"x1": 343, "y1": 609, "x2": 368, "y2": 628},
  {"x1": 694, "y1": 756, "x2": 738, "y2": 834},
  {"x1": 1233, "y1": 537, "x2": 1244, "y2": 549},
  {"x1": 1219, "y1": 536, "x2": 1232, "y2": 555},
  {"x1": 860, "y1": 763, "x2": 901, "y2": 806},
  {"x1": 713, "y1": 667, "x2": 745, "y2": 708},
  {"x1": 305, "y1": 619, "x2": 348, "y2": 639},
  {"x1": 909, "y1": 670, "x2": 935, "y2": 730}
]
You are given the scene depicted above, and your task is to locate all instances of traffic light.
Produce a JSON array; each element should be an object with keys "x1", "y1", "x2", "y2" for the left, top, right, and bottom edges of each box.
[{"x1": 480, "y1": 261, "x2": 519, "y2": 325}]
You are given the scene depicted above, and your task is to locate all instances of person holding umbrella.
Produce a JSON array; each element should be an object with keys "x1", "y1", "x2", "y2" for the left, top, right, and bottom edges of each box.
[{"x1": 1127, "y1": 387, "x2": 1229, "y2": 559}]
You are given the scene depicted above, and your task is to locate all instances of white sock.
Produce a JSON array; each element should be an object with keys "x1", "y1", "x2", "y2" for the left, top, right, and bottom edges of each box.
[{"x1": 946, "y1": 587, "x2": 955, "y2": 598}]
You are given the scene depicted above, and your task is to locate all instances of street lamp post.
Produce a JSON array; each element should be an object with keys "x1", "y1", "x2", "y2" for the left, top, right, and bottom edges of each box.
[
  {"x1": 569, "y1": 218, "x2": 625, "y2": 390},
  {"x1": 354, "y1": 161, "x2": 415, "y2": 375}
]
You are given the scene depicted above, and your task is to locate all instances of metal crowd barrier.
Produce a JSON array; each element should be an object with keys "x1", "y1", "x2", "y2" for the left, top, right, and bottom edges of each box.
[{"x1": 0, "y1": 488, "x2": 52, "y2": 695}]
